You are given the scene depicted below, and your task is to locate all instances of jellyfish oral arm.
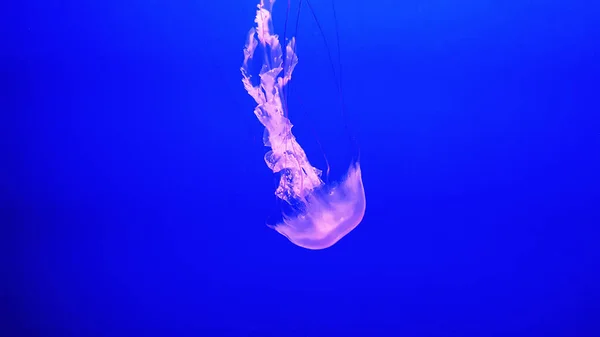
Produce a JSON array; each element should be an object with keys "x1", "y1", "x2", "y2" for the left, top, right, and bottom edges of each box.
[
  {"x1": 241, "y1": 0, "x2": 366, "y2": 250},
  {"x1": 241, "y1": 2, "x2": 320, "y2": 202}
]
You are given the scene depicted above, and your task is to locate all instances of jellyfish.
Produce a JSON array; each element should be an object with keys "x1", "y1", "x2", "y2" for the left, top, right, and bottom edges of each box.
[{"x1": 241, "y1": 0, "x2": 365, "y2": 250}]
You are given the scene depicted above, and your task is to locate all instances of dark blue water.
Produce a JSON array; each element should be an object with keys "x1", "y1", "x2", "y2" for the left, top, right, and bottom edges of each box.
[{"x1": 3, "y1": 1, "x2": 599, "y2": 336}]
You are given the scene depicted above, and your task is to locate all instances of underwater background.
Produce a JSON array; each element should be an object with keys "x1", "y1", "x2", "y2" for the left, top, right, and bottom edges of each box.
[{"x1": 3, "y1": 0, "x2": 600, "y2": 336}]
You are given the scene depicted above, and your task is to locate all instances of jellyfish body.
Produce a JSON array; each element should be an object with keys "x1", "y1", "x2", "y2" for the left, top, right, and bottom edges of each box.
[{"x1": 241, "y1": 0, "x2": 365, "y2": 250}]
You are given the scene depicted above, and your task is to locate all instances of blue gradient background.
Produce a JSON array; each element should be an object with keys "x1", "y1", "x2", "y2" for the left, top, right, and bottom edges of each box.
[{"x1": 3, "y1": 1, "x2": 600, "y2": 336}]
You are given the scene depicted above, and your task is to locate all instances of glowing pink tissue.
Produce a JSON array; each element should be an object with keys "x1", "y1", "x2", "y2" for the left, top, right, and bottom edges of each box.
[{"x1": 241, "y1": 0, "x2": 366, "y2": 250}]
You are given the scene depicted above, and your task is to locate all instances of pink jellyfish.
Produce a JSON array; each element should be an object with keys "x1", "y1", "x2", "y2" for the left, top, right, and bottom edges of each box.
[{"x1": 241, "y1": 0, "x2": 366, "y2": 250}]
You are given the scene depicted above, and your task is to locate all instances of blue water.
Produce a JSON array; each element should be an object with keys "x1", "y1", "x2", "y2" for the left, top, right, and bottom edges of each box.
[{"x1": 4, "y1": 1, "x2": 600, "y2": 336}]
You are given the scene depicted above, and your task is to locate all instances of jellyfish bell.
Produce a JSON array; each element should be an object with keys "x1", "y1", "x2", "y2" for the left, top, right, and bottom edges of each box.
[
  {"x1": 270, "y1": 162, "x2": 365, "y2": 250},
  {"x1": 241, "y1": 0, "x2": 365, "y2": 250}
]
